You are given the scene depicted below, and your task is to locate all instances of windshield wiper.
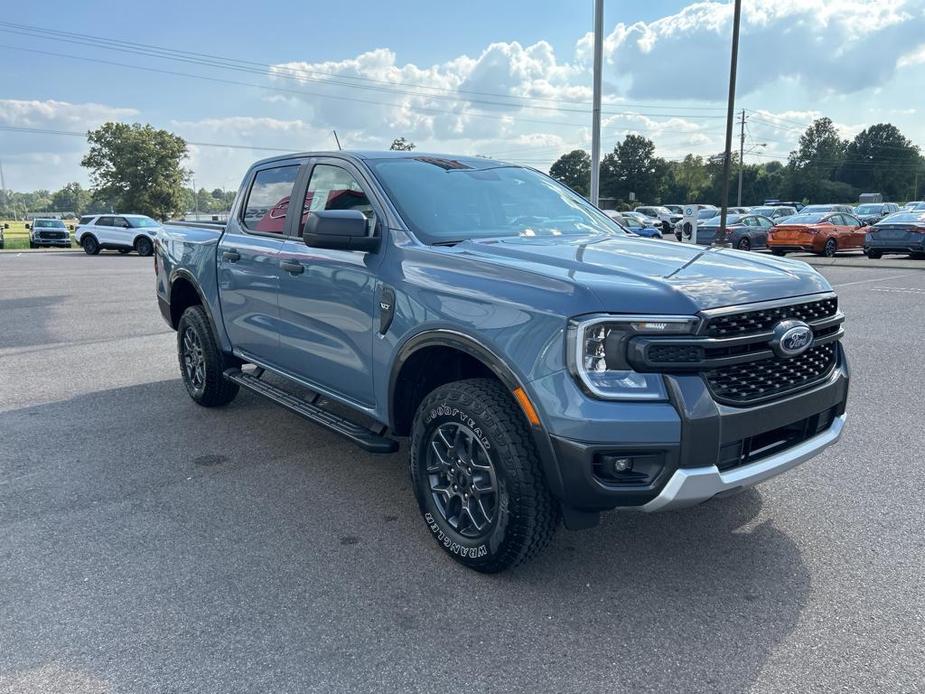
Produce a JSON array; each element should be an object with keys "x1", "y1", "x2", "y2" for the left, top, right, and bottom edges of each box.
[{"x1": 431, "y1": 239, "x2": 466, "y2": 247}]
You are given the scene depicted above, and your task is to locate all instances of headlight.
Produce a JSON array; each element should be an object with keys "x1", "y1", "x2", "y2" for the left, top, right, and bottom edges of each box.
[{"x1": 569, "y1": 315, "x2": 699, "y2": 400}]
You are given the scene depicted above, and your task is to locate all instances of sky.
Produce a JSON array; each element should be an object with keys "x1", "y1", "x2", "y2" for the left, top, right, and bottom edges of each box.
[{"x1": 1, "y1": 0, "x2": 924, "y2": 192}]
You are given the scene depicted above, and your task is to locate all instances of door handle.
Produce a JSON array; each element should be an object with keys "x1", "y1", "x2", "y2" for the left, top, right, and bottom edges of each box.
[
  {"x1": 222, "y1": 250, "x2": 241, "y2": 262},
  {"x1": 280, "y1": 260, "x2": 304, "y2": 274}
]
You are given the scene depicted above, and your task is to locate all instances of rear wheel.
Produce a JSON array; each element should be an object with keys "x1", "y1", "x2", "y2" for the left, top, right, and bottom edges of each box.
[
  {"x1": 867, "y1": 250, "x2": 882, "y2": 259},
  {"x1": 134, "y1": 236, "x2": 154, "y2": 257},
  {"x1": 822, "y1": 238, "x2": 837, "y2": 257},
  {"x1": 410, "y1": 378, "x2": 559, "y2": 573},
  {"x1": 81, "y1": 235, "x2": 100, "y2": 255},
  {"x1": 177, "y1": 305, "x2": 239, "y2": 407},
  {"x1": 736, "y1": 237, "x2": 751, "y2": 251},
  {"x1": 771, "y1": 249, "x2": 787, "y2": 256},
  {"x1": 29, "y1": 240, "x2": 36, "y2": 249}
]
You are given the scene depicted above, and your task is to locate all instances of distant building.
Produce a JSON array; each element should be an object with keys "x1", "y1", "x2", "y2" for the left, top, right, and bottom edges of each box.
[{"x1": 26, "y1": 211, "x2": 76, "y2": 220}]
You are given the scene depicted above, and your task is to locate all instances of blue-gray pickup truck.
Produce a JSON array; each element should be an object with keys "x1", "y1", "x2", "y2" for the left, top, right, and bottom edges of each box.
[{"x1": 155, "y1": 151, "x2": 848, "y2": 572}]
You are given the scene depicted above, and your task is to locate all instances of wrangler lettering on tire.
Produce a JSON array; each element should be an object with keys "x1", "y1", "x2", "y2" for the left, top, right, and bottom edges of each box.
[{"x1": 410, "y1": 378, "x2": 559, "y2": 573}]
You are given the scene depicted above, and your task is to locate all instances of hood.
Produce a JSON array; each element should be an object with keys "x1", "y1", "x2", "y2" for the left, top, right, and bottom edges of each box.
[{"x1": 449, "y1": 234, "x2": 831, "y2": 314}]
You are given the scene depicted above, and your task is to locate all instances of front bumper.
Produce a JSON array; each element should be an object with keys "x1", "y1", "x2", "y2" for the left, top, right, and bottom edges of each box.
[
  {"x1": 531, "y1": 343, "x2": 849, "y2": 522},
  {"x1": 642, "y1": 413, "x2": 845, "y2": 511}
]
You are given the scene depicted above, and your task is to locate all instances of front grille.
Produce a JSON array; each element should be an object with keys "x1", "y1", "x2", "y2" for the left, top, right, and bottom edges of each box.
[
  {"x1": 704, "y1": 296, "x2": 838, "y2": 337},
  {"x1": 717, "y1": 406, "x2": 838, "y2": 472},
  {"x1": 705, "y1": 342, "x2": 836, "y2": 404},
  {"x1": 38, "y1": 231, "x2": 67, "y2": 239}
]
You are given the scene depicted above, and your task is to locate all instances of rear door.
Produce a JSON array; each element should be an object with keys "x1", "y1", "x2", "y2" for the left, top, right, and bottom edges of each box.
[
  {"x1": 844, "y1": 214, "x2": 866, "y2": 247},
  {"x1": 111, "y1": 216, "x2": 132, "y2": 247},
  {"x1": 94, "y1": 216, "x2": 116, "y2": 245},
  {"x1": 275, "y1": 158, "x2": 383, "y2": 407},
  {"x1": 217, "y1": 161, "x2": 302, "y2": 363}
]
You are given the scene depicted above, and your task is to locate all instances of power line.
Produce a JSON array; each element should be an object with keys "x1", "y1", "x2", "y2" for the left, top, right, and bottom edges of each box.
[
  {"x1": 0, "y1": 125, "x2": 297, "y2": 152},
  {"x1": 0, "y1": 22, "x2": 727, "y2": 120}
]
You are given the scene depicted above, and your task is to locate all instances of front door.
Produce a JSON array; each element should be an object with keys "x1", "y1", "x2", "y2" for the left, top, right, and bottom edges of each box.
[
  {"x1": 275, "y1": 159, "x2": 382, "y2": 408},
  {"x1": 217, "y1": 162, "x2": 301, "y2": 363}
]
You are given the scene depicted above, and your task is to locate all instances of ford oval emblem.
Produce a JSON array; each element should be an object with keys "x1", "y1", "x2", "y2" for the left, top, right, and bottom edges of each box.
[{"x1": 770, "y1": 320, "x2": 813, "y2": 358}]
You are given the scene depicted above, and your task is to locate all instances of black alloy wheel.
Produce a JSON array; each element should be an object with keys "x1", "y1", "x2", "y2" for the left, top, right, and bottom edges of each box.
[
  {"x1": 135, "y1": 236, "x2": 154, "y2": 256},
  {"x1": 81, "y1": 235, "x2": 100, "y2": 255},
  {"x1": 737, "y1": 237, "x2": 751, "y2": 251},
  {"x1": 181, "y1": 326, "x2": 206, "y2": 395},
  {"x1": 425, "y1": 421, "x2": 499, "y2": 539},
  {"x1": 822, "y1": 238, "x2": 837, "y2": 257}
]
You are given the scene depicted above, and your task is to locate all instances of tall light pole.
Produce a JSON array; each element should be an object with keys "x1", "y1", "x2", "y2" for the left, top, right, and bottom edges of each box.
[
  {"x1": 590, "y1": 0, "x2": 604, "y2": 206},
  {"x1": 719, "y1": 0, "x2": 742, "y2": 236},
  {"x1": 737, "y1": 109, "x2": 746, "y2": 207}
]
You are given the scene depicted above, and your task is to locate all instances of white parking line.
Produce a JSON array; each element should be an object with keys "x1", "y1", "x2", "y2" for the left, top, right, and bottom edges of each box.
[
  {"x1": 830, "y1": 273, "x2": 910, "y2": 288},
  {"x1": 869, "y1": 286, "x2": 925, "y2": 294}
]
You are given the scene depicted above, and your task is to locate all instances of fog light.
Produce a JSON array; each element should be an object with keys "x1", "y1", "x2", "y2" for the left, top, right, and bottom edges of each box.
[{"x1": 611, "y1": 457, "x2": 632, "y2": 472}]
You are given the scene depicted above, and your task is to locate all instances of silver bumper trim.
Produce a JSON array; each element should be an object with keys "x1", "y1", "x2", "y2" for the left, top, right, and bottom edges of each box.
[{"x1": 642, "y1": 413, "x2": 846, "y2": 512}]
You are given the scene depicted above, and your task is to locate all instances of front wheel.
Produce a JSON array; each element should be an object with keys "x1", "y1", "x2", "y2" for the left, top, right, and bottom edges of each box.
[
  {"x1": 134, "y1": 236, "x2": 154, "y2": 257},
  {"x1": 176, "y1": 305, "x2": 239, "y2": 407},
  {"x1": 410, "y1": 378, "x2": 559, "y2": 573}
]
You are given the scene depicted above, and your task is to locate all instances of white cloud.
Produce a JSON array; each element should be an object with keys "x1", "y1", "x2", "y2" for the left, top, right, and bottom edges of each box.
[
  {"x1": 0, "y1": 99, "x2": 139, "y2": 190},
  {"x1": 586, "y1": 0, "x2": 925, "y2": 99}
]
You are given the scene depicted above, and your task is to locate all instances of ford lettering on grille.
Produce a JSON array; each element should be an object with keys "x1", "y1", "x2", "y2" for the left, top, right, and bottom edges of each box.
[{"x1": 771, "y1": 320, "x2": 813, "y2": 358}]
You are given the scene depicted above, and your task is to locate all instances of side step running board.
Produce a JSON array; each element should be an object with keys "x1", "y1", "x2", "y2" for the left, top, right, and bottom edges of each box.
[{"x1": 224, "y1": 368, "x2": 399, "y2": 454}]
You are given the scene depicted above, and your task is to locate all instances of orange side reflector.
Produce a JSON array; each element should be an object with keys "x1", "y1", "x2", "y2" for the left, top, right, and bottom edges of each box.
[{"x1": 512, "y1": 387, "x2": 541, "y2": 428}]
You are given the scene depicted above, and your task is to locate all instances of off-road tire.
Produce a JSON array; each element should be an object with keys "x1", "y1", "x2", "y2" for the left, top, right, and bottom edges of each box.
[
  {"x1": 410, "y1": 378, "x2": 559, "y2": 573},
  {"x1": 134, "y1": 236, "x2": 154, "y2": 257},
  {"x1": 81, "y1": 235, "x2": 100, "y2": 255},
  {"x1": 177, "y1": 305, "x2": 239, "y2": 407}
]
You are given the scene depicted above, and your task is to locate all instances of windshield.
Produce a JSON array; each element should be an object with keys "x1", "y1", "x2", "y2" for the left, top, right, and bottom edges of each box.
[
  {"x1": 35, "y1": 219, "x2": 66, "y2": 228},
  {"x1": 781, "y1": 213, "x2": 827, "y2": 224},
  {"x1": 128, "y1": 216, "x2": 159, "y2": 228},
  {"x1": 367, "y1": 158, "x2": 622, "y2": 243},
  {"x1": 855, "y1": 204, "x2": 882, "y2": 214}
]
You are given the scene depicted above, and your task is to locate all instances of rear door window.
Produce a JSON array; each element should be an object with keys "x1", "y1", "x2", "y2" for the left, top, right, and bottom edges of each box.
[
  {"x1": 242, "y1": 165, "x2": 300, "y2": 233},
  {"x1": 96, "y1": 216, "x2": 113, "y2": 226}
]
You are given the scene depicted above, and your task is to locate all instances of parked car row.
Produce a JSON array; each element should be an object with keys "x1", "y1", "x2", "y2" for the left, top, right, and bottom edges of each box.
[{"x1": 622, "y1": 201, "x2": 925, "y2": 259}]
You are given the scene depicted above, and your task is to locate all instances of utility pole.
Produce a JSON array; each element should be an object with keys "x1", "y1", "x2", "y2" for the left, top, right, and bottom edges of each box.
[
  {"x1": 914, "y1": 171, "x2": 919, "y2": 201},
  {"x1": 737, "y1": 109, "x2": 746, "y2": 207},
  {"x1": 719, "y1": 0, "x2": 743, "y2": 238},
  {"x1": 589, "y1": 0, "x2": 604, "y2": 206}
]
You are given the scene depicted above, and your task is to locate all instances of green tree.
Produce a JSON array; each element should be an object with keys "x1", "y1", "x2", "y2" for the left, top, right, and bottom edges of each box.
[
  {"x1": 600, "y1": 135, "x2": 667, "y2": 204},
  {"x1": 549, "y1": 149, "x2": 591, "y2": 196},
  {"x1": 787, "y1": 117, "x2": 847, "y2": 201},
  {"x1": 51, "y1": 182, "x2": 91, "y2": 214},
  {"x1": 81, "y1": 122, "x2": 189, "y2": 220},
  {"x1": 389, "y1": 137, "x2": 416, "y2": 151},
  {"x1": 841, "y1": 123, "x2": 921, "y2": 201}
]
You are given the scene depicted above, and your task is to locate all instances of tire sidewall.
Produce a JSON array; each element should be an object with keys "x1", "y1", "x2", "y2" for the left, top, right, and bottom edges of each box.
[
  {"x1": 410, "y1": 396, "x2": 516, "y2": 569},
  {"x1": 82, "y1": 236, "x2": 99, "y2": 255},
  {"x1": 135, "y1": 237, "x2": 153, "y2": 256}
]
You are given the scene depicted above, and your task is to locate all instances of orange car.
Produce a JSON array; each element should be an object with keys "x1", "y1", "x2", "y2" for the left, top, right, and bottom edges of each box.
[{"x1": 768, "y1": 211, "x2": 867, "y2": 257}]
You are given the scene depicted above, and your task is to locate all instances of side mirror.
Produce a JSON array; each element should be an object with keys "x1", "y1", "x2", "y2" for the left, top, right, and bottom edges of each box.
[
  {"x1": 3, "y1": 223, "x2": 8, "y2": 229},
  {"x1": 25, "y1": 223, "x2": 31, "y2": 229},
  {"x1": 69, "y1": 224, "x2": 75, "y2": 231},
  {"x1": 303, "y1": 210, "x2": 379, "y2": 252}
]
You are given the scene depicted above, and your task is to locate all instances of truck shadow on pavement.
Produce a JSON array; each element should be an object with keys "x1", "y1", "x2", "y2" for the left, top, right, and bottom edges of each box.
[{"x1": 1, "y1": 379, "x2": 809, "y2": 693}]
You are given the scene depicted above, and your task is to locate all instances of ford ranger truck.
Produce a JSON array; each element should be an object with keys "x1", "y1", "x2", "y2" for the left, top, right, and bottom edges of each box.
[{"x1": 155, "y1": 152, "x2": 848, "y2": 573}]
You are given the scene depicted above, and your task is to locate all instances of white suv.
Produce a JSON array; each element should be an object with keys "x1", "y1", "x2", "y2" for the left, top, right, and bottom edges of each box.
[{"x1": 75, "y1": 214, "x2": 162, "y2": 256}]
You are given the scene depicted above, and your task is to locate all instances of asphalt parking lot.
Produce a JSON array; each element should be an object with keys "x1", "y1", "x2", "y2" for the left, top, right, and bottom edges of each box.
[{"x1": 1, "y1": 252, "x2": 923, "y2": 693}]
